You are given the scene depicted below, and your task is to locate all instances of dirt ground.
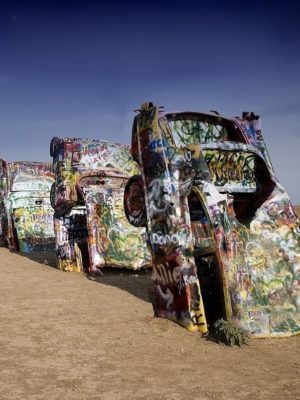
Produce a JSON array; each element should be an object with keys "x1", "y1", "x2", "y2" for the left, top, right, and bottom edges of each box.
[{"x1": 0, "y1": 247, "x2": 299, "y2": 400}]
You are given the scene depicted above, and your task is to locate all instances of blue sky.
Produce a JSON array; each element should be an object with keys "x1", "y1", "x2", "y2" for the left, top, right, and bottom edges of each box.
[{"x1": 0, "y1": 0, "x2": 299, "y2": 203}]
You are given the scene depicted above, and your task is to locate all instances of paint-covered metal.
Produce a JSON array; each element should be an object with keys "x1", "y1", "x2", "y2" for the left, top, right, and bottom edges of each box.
[
  {"x1": 0, "y1": 160, "x2": 56, "y2": 252},
  {"x1": 50, "y1": 137, "x2": 151, "y2": 274},
  {"x1": 124, "y1": 102, "x2": 300, "y2": 338},
  {"x1": 0, "y1": 159, "x2": 8, "y2": 244}
]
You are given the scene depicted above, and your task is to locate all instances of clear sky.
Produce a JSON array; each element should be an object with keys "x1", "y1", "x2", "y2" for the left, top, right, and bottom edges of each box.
[{"x1": 0, "y1": 0, "x2": 299, "y2": 203}]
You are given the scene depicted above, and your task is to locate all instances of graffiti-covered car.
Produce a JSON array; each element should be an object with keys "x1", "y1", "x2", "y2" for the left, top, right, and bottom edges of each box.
[
  {"x1": 124, "y1": 102, "x2": 300, "y2": 338},
  {"x1": 0, "y1": 159, "x2": 8, "y2": 244},
  {"x1": 0, "y1": 160, "x2": 56, "y2": 252},
  {"x1": 50, "y1": 137, "x2": 151, "y2": 274}
]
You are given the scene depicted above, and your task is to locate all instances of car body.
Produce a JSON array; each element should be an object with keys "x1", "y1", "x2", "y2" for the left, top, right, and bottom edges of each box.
[
  {"x1": 50, "y1": 137, "x2": 151, "y2": 274},
  {"x1": 0, "y1": 160, "x2": 55, "y2": 252},
  {"x1": 124, "y1": 102, "x2": 300, "y2": 338}
]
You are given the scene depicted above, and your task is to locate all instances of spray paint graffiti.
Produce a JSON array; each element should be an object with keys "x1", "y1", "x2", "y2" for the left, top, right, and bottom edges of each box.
[
  {"x1": 0, "y1": 160, "x2": 56, "y2": 252},
  {"x1": 124, "y1": 102, "x2": 300, "y2": 338},
  {"x1": 50, "y1": 137, "x2": 151, "y2": 274},
  {"x1": 203, "y1": 148, "x2": 256, "y2": 192},
  {"x1": 169, "y1": 118, "x2": 229, "y2": 145},
  {"x1": 0, "y1": 159, "x2": 8, "y2": 242}
]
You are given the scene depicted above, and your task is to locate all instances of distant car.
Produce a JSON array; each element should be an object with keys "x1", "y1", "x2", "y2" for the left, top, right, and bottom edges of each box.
[
  {"x1": 124, "y1": 102, "x2": 300, "y2": 338},
  {"x1": 50, "y1": 137, "x2": 151, "y2": 274},
  {"x1": 0, "y1": 160, "x2": 56, "y2": 252}
]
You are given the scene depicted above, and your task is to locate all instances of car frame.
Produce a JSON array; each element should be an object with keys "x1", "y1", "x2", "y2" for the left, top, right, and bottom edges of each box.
[
  {"x1": 124, "y1": 102, "x2": 300, "y2": 338},
  {"x1": 50, "y1": 136, "x2": 151, "y2": 274},
  {"x1": 0, "y1": 160, "x2": 56, "y2": 252}
]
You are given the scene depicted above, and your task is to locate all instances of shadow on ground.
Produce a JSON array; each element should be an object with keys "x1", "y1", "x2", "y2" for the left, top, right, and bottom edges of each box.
[
  {"x1": 86, "y1": 268, "x2": 153, "y2": 304},
  {"x1": 15, "y1": 249, "x2": 58, "y2": 268},
  {"x1": 5, "y1": 246, "x2": 153, "y2": 304}
]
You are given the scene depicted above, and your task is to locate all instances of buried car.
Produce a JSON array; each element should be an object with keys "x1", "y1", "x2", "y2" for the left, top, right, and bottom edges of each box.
[
  {"x1": 0, "y1": 160, "x2": 56, "y2": 252},
  {"x1": 124, "y1": 102, "x2": 300, "y2": 338},
  {"x1": 50, "y1": 137, "x2": 151, "y2": 274}
]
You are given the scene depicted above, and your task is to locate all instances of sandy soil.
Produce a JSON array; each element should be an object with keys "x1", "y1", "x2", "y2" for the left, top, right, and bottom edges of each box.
[
  {"x1": 0, "y1": 247, "x2": 299, "y2": 400},
  {"x1": 295, "y1": 205, "x2": 300, "y2": 218}
]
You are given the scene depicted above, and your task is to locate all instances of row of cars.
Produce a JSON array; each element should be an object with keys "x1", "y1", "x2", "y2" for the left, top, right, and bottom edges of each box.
[
  {"x1": 0, "y1": 141, "x2": 150, "y2": 272},
  {"x1": 1, "y1": 103, "x2": 300, "y2": 338}
]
